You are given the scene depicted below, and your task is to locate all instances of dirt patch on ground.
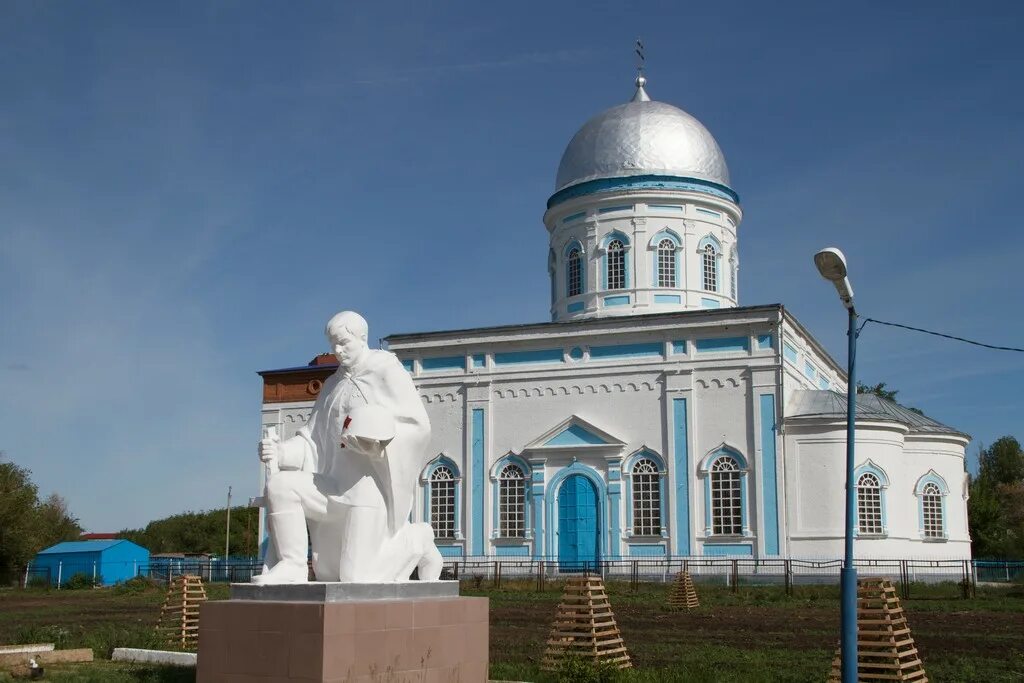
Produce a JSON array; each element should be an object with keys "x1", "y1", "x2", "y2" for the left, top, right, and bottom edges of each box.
[{"x1": 489, "y1": 599, "x2": 1024, "y2": 668}]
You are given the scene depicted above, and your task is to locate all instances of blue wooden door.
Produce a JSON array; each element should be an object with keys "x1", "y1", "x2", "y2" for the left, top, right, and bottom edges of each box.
[{"x1": 558, "y1": 474, "x2": 599, "y2": 571}]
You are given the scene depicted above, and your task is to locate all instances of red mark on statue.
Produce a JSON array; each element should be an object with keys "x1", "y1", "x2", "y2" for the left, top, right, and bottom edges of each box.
[{"x1": 340, "y1": 415, "x2": 352, "y2": 448}]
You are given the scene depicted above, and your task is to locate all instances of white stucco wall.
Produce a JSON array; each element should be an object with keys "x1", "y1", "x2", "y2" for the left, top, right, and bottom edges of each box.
[{"x1": 784, "y1": 421, "x2": 970, "y2": 560}]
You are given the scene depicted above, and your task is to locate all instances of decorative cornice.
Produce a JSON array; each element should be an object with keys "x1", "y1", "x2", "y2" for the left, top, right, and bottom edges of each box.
[{"x1": 548, "y1": 174, "x2": 740, "y2": 209}]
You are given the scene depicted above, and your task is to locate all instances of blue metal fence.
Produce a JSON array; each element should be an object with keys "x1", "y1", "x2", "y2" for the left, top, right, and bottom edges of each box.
[{"x1": 13, "y1": 556, "x2": 1024, "y2": 592}]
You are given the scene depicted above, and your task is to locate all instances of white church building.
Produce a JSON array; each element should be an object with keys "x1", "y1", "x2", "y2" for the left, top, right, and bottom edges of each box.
[{"x1": 259, "y1": 76, "x2": 970, "y2": 563}]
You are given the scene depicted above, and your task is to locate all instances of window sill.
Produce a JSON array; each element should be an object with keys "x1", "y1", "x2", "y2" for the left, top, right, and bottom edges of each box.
[
  {"x1": 856, "y1": 533, "x2": 888, "y2": 540},
  {"x1": 704, "y1": 535, "x2": 748, "y2": 543},
  {"x1": 922, "y1": 536, "x2": 948, "y2": 543},
  {"x1": 435, "y1": 538, "x2": 463, "y2": 545},
  {"x1": 626, "y1": 535, "x2": 665, "y2": 542},
  {"x1": 492, "y1": 537, "x2": 530, "y2": 544}
]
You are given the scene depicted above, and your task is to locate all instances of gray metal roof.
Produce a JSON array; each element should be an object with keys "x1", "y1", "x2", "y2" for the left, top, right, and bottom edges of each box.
[{"x1": 785, "y1": 390, "x2": 968, "y2": 438}]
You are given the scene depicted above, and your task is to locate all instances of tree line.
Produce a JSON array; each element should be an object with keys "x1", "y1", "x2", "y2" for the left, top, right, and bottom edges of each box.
[
  {"x1": 118, "y1": 506, "x2": 260, "y2": 558},
  {"x1": 0, "y1": 455, "x2": 82, "y2": 584},
  {"x1": 968, "y1": 436, "x2": 1024, "y2": 559}
]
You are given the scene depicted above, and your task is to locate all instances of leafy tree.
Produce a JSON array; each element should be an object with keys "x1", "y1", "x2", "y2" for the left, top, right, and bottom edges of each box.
[
  {"x1": 857, "y1": 381, "x2": 925, "y2": 415},
  {"x1": 969, "y1": 437, "x2": 1024, "y2": 558},
  {"x1": 34, "y1": 493, "x2": 83, "y2": 549},
  {"x1": 0, "y1": 457, "x2": 42, "y2": 583},
  {"x1": 0, "y1": 454, "x2": 83, "y2": 584},
  {"x1": 857, "y1": 382, "x2": 899, "y2": 402},
  {"x1": 978, "y1": 436, "x2": 1024, "y2": 486}
]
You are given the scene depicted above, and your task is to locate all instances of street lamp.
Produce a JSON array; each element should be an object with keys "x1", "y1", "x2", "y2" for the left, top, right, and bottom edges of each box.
[{"x1": 814, "y1": 247, "x2": 858, "y2": 683}]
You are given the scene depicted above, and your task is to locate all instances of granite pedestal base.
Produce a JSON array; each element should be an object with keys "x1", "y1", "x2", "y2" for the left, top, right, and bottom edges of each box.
[{"x1": 197, "y1": 583, "x2": 488, "y2": 682}]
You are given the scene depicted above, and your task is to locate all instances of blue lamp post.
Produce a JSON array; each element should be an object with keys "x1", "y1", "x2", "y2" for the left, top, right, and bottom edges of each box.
[{"x1": 814, "y1": 247, "x2": 858, "y2": 682}]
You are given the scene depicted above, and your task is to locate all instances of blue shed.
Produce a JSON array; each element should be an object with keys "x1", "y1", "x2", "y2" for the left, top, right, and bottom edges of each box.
[{"x1": 32, "y1": 539, "x2": 150, "y2": 586}]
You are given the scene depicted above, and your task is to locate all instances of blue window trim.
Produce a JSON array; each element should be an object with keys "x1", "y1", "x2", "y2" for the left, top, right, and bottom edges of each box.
[
  {"x1": 421, "y1": 455, "x2": 463, "y2": 541},
  {"x1": 914, "y1": 470, "x2": 949, "y2": 540},
  {"x1": 563, "y1": 239, "x2": 585, "y2": 298},
  {"x1": 697, "y1": 234, "x2": 722, "y2": 294},
  {"x1": 544, "y1": 461, "x2": 608, "y2": 560},
  {"x1": 622, "y1": 449, "x2": 668, "y2": 539},
  {"x1": 649, "y1": 229, "x2": 682, "y2": 288},
  {"x1": 698, "y1": 445, "x2": 750, "y2": 538},
  {"x1": 600, "y1": 230, "x2": 631, "y2": 291},
  {"x1": 854, "y1": 460, "x2": 890, "y2": 537},
  {"x1": 489, "y1": 454, "x2": 533, "y2": 542}
]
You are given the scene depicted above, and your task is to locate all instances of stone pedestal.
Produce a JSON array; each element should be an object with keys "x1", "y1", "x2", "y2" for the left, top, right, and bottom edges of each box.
[{"x1": 197, "y1": 582, "x2": 488, "y2": 682}]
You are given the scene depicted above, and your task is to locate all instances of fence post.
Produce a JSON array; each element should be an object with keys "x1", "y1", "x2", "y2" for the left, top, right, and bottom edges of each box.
[
  {"x1": 22, "y1": 562, "x2": 30, "y2": 589},
  {"x1": 57, "y1": 560, "x2": 63, "y2": 589},
  {"x1": 731, "y1": 560, "x2": 739, "y2": 593},
  {"x1": 784, "y1": 559, "x2": 792, "y2": 597},
  {"x1": 493, "y1": 561, "x2": 500, "y2": 589},
  {"x1": 93, "y1": 561, "x2": 97, "y2": 584}
]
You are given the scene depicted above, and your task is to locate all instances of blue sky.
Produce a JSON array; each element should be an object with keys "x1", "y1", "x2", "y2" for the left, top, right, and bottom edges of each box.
[{"x1": 2, "y1": 2, "x2": 1022, "y2": 532}]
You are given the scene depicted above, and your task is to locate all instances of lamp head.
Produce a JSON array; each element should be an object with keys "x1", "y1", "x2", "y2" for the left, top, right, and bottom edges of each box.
[
  {"x1": 814, "y1": 247, "x2": 848, "y2": 282},
  {"x1": 814, "y1": 247, "x2": 855, "y2": 309}
]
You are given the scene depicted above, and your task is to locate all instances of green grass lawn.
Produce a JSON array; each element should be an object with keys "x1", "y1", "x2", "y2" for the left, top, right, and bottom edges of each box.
[{"x1": 1, "y1": 579, "x2": 1022, "y2": 682}]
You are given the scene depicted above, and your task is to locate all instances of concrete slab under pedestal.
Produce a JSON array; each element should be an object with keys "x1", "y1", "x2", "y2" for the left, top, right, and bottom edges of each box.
[
  {"x1": 229, "y1": 580, "x2": 459, "y2": 603},
  {"x1": 197, "y1": 585, "x2": 488, "y2": 682}
]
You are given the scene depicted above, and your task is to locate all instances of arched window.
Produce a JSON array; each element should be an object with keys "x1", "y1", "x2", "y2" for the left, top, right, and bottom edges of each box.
[
  {"x1": 856, "y1": 473, "x2": 883, "y2": 535},
  {"x1": 567, "y1": 247, "x2": 582, "y2": 297},
  {"x1": 702, "y1": 244, "x2": 718, "y2": 292},
  {"x1": 607, "y1": 239, "x2": 625, "y2": 290},
  {"x1": 711, "y1": 456, "x2": 742, "y2": 535},
  {"x1": 921, "y1": 483, "x2": 943, "y2": 538},
  {"x1": 430, "y1": 465, "x2": 456, "y2": 539},
  {"x1": 498, "y1": 464, "x2": 526, "y2": 538},
  {"x1": 657, "y1": 239, "x2": 676, "y2": 288},
  {"x1": 631, "y1": 458, "x2": 661, "y2": 535}
]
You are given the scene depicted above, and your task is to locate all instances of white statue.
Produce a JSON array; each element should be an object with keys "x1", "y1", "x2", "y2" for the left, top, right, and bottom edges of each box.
[{"x1": 255, "y1": 311, "x2": 443, "y2": 584}]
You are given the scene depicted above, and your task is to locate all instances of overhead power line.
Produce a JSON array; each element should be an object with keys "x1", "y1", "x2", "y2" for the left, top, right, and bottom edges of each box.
[{"x1": 861, "y1": 317, "x2": 1024, "y2": 353}]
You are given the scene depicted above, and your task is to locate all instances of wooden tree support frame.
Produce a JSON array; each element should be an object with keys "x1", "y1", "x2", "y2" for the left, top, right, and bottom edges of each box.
[
  {"x1": 155, "y1": 574, "x2": 207, "y2": 652},
  {"x1": 667, "y1": 570, "x2": 700, "y2": 610},
  {"x1": 541, "y1": 573, "x2": 632, "y2": 671},
  {"x1": 827, "y1": 577, "x2": 928, "y2": 682}
]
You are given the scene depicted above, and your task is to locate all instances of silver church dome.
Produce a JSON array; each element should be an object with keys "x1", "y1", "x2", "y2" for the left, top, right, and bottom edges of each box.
[{"x1": 554, "y1": 78, "x2": 730, "y2": 192}]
